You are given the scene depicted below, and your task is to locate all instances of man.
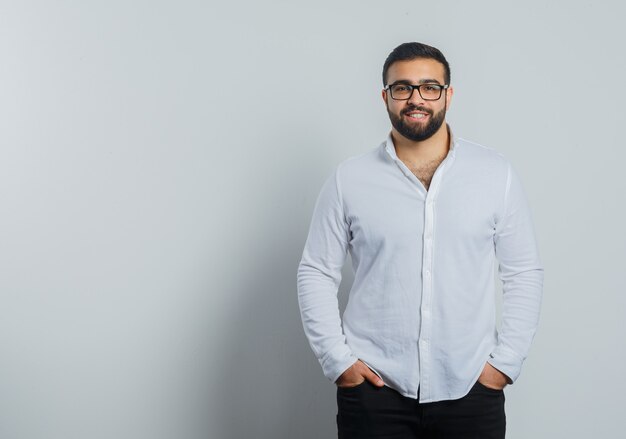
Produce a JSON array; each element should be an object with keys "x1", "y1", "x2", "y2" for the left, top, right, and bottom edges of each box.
[{"x1": 296, "y1": 42, "x2": 543, "y2": 438}]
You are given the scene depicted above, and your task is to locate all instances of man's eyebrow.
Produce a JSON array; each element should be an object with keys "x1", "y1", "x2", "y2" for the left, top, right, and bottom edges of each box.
[
  {"x1": 389, "y1": 78, "x2": 443, "y2": 85},
  {"x1": 390, "y1": 79, "x2": 412, "y2": 85},
  {"x1": 418, "y1": 78, "x2": 442, "y2": 85}
]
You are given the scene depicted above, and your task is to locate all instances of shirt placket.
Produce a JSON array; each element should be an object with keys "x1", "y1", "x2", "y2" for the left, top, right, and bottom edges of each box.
[
  {"x1": 417, "y1": 149, "x2": 454, "y2": 401},
  {"x1": 418, "y1": 191, "x2": 434, "y2": 398}
]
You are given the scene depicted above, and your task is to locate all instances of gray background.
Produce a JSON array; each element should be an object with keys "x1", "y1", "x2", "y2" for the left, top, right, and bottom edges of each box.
[{"x1": 1, "y1": 1, "x2": 624, "y2": 438}]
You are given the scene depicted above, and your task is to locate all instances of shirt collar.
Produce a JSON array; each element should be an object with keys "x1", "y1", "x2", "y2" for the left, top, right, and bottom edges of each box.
[{"x1": 384, "y1": 123, "x2": 458, "y2": 161}]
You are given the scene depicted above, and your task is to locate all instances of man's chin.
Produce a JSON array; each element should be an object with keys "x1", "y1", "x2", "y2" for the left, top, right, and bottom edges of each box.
[{"x1": 398, "y1": 127, "x2": 435, "y2": 142}]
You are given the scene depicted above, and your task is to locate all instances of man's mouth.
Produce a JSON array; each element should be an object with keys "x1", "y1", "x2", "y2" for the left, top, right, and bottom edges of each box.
[{"x1": 404, "y1": 111, "x2": 430, "y2": 120}]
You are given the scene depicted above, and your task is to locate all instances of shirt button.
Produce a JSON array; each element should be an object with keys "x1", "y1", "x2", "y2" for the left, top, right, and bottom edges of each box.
[{"x1": 424, "y1": 269, "x2": 430, "y2": 277}]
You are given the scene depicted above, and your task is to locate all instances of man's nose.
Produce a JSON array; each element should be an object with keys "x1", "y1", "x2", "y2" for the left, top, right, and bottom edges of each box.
[{"x1": 407, "y1": 87, "x2": 426, "y2": 106}]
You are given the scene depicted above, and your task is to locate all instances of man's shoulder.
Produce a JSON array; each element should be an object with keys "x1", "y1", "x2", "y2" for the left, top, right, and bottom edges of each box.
[
  {"x1": 455, "y1": 137, "x2": 510, "y2": 168},
  {"x1": 334, "y1": 142, "x2": 386, "y2": 174}
]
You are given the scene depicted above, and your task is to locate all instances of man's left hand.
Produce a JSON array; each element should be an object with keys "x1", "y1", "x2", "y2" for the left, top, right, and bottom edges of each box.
[{"x1": 478, "y1": 362, "x2": 510, "y2": 390}]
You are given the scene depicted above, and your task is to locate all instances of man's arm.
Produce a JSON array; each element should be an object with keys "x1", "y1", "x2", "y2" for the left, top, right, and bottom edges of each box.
[
  {"x1": 489, "y1": 162, "x2": 544, "y2": 384},
  {"x1": 297, "y1": 166, "x2": 358, "y2": 383}
]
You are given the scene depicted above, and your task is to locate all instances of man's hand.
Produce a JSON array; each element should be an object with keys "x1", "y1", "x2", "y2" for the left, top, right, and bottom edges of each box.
[
  {"x1": 335, "y1": 360, "x2": 384, "y2": 388},
  {"x1": 478, "y1": 362, "x2": 510, "y2": 390}
]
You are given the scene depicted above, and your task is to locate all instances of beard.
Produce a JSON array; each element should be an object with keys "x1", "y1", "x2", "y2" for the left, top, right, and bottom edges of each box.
[{"x1": 387, "y1": 103, "x2": 446, "y2": 142}]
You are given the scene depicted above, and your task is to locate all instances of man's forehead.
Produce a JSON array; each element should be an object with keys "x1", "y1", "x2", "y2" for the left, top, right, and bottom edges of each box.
[{"x1": 387, "y1": 58, "x2": 446, "y2": 84}]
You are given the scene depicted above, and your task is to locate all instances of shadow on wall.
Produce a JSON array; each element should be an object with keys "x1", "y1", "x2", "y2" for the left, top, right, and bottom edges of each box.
[{"x1": 211, "y1": 131, "x2": 354, "y2": 439}]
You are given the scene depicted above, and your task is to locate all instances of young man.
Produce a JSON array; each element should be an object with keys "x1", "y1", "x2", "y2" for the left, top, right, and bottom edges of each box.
[{"x1": 297, "y1": 42, "x2": 543, "y2": 438}]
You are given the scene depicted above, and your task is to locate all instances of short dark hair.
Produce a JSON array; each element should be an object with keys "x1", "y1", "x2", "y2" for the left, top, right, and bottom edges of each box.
[{"x1": 382, "y1": 42, "x2": 451, "y2": 86}]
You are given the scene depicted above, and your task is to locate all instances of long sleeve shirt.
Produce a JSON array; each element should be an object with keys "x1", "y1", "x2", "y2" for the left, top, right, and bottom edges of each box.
[{"x1": 296, "y1": 125, "x2": 544, "y2": 403}]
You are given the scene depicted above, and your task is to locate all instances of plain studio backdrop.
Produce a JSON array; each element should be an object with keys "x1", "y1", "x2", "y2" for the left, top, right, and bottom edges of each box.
[{"x1": 1, "y1": 1, "x2": 624, "y2": 438}]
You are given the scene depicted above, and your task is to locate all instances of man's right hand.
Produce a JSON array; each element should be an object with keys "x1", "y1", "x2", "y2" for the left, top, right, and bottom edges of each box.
[{"x1": 335, "y1": 360, "x2": 385, "y2": 388}]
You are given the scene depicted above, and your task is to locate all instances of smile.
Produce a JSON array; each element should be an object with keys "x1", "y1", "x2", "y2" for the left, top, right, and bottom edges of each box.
[{"x1": 405, "y1": 112, "x2": 429, "y2": 120}]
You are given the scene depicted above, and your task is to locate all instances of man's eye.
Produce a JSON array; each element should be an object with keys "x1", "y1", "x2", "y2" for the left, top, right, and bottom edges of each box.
[
  {"x1": 423, "y1": 85, "x2": 439, "y2": 92},
  {"x1": 394, "y1": 85, "x2": 410, "y2": 92}
]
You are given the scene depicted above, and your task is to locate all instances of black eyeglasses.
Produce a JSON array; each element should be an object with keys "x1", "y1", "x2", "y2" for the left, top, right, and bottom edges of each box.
[{"x1": 384, "y1": 83, "x2": 449, "y2": 101}]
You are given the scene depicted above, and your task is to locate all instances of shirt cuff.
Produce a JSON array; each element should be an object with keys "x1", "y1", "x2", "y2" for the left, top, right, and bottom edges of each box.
[
  {"x1": 487, "y1": 345, "x2": 525, "y2": 384},
  {"x1": 320, "y1": 344, "x2": 359, "y2": 383}
]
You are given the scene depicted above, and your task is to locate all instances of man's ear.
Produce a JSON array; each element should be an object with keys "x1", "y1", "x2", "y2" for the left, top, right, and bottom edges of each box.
[{"x1": 445, "y1": 85, "x2": 454, "y2": 110}]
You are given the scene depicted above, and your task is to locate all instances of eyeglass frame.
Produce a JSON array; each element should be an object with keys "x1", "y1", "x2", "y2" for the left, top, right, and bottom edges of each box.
[{"x1": 384, "y1": 82, "x2": 450, "y2": 101}]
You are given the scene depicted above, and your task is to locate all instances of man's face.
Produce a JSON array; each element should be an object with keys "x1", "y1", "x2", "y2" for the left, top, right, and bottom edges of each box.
[{"x1": 382, "y1": 58, "x2": 453, "y2": 142}]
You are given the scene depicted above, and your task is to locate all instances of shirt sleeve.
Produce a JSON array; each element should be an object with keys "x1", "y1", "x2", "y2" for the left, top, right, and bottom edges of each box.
[
  {"x1": 297, "y1": 165, "x2": 358, "y2": 383},
  {"x1": 489, "y1": 162, "x2": 544, "y2": 384}
]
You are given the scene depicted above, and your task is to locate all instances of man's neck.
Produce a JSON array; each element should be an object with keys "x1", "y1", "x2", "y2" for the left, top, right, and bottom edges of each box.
[{"x1": 391, "y1": 123, "x2": 450, "y2": 165}]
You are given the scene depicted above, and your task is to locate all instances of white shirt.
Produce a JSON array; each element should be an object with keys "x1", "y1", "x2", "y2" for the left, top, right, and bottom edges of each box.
[{"x1": 296, "y1": 125, "x2": 544, "y2": 402}]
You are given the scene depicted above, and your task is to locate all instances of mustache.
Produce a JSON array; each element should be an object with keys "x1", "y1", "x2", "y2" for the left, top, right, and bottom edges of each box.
[{"x1": 402, "y1": 106, "x2": 433, "y2": 116}]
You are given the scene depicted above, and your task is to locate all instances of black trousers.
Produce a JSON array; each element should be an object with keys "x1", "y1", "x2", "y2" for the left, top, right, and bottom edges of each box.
[{"x1": 337, "y1": 380, "x2": 506, "y2": 439}]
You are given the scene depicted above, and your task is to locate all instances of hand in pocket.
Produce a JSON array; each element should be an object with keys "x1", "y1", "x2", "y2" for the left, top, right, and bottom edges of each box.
[
  {"x1": 478, "y1": 362, "x2": 510, "y2": 390},
  {"x1": 336, "y1": 359, "x2": 384, "y2": 388}
]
